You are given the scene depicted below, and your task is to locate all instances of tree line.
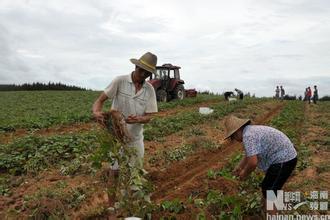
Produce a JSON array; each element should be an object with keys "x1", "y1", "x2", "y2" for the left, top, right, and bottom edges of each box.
[{"x1": 0, "y1": 82, "x2": 88, "y2": 91}]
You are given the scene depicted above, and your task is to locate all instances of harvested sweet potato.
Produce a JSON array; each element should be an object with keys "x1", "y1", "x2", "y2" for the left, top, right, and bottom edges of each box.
[{"x1": 104, "y1": 110, "x2": 131, "y2": 144}]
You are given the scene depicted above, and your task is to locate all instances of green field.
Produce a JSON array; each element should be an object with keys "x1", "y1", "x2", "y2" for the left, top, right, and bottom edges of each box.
[
  {"x1": 0, "y1": 91, "x2": 328, "y2": 219},
  {"x1": 0, "y1": 91, "x2": 221, "y2": 131}
]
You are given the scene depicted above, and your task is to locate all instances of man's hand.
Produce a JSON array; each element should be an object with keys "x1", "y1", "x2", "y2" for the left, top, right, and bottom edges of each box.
[
  {"x1": 92, "y1": 92, "x2": 108, "y2": 127},
  {"x1": 126, "y1": 115, "x2": 144, "y2": 124},
  {"x1": 125, "y1": 114, "x2": 152, "y2": 124},
  {"x1": 93, "y1": 111, "x2": 106, "y2": 126}
]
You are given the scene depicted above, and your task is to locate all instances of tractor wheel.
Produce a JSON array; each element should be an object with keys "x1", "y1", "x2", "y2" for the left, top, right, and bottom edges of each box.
[
  {"x1": 157, "y1": 89, "x2": 168, "y2": 102},
  {"x1": 173, "y1": 84, "x2": 185, "y2": 100}
]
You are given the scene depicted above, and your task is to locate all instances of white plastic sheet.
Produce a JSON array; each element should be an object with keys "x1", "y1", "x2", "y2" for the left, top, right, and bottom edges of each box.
[{"x1": 199, "y1": 107, "x2": 214, "y2": 115}]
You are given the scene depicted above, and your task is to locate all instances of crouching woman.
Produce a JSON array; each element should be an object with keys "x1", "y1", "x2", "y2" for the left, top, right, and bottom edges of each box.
[{"x1": 224, "y1": 115, "x2": 297, "y2": 214}]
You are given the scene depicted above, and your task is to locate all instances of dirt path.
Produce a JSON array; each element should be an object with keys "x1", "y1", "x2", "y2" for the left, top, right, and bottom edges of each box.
[{"x1": 150, "y1": 102, "x2": 284, "y2": 202}]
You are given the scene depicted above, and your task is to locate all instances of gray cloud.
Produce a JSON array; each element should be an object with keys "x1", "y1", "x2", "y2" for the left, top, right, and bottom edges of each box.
[
  {"x1": 0, "y1": 0, "x2": 329, "y2": 97},
  {"x1": 0, "y1": 24, "x2": 31, "y2": 82}
]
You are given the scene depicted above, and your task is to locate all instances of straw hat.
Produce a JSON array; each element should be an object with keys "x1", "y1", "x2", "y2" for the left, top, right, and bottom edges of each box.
[
  {"x1": 130, "y1": 52, "x2": 157, "y2": 74},
  {"x1": 224, "y1": 115, "x2": 251, "y2": 139}
]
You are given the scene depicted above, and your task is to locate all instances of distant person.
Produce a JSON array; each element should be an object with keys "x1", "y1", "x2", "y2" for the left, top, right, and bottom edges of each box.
[
  {"x1": 235, "y1": 88, "x2": 244, "y2": 100},
  {"x1": 275, "y1": 86, "x2": 280, "y2": 99},
  {"x1": 307, "y1": 87, "x2": 312, "y2": 104},
  {"x1": 92, "y1": 52, "x2": 158, "y2": 177},
  {"x1": 280, "y1": 86, "x2": 285, "y2": 100},
  {"x1": 303, "y1": 88, "x2": 308, "y2": 101},
  {"x1": 224, "y1": 91, "x2": 234, "y2": 101},
  {"x1": 312, "y1": 85, "x2": 318, "y2": 104},
  {"x1": 224, "y1": 115, "x2": 297, "y2": 214}
]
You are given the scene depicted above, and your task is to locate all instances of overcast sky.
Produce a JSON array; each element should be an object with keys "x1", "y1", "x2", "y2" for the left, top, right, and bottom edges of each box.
[{"x1": 1, "y1": 0, "x2": 329, "y2": 97}]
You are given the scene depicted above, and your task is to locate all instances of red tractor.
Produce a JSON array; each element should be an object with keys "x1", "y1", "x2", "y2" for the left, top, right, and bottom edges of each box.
[{"x1": 148, "y1": 64, "x2": 197, "y2": 102}]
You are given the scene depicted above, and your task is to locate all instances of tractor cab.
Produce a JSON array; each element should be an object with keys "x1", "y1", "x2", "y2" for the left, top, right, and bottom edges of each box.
[{"x1": 148, "y1": 64, "x2": 185, "y2": 102}]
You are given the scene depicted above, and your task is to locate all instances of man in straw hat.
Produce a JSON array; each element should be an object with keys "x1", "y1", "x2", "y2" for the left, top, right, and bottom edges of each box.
[
  {"x1": 92, "y1": 52, "x2": 158, "y2": 176},
  {"x1": 224, "y1": 115, "x2": 297, "y2": 213}
]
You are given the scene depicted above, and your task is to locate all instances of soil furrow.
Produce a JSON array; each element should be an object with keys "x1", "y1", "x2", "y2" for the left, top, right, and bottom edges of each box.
[{"x1": 151, "y1": 103, "x2": 284, "y2": 202}]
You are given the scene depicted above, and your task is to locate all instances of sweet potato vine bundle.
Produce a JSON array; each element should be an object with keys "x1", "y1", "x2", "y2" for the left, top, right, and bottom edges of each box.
[{"x1": 103, "y1": 110, "x2": 132, "y2": 144}]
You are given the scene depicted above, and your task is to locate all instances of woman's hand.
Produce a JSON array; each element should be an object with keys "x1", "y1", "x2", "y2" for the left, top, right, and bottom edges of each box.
[{"x1": 233, "y1": 166, "x2": 242, "y2": 177}]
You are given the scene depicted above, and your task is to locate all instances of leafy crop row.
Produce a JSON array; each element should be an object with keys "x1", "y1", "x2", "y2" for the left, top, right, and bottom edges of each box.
[
  {"x1": 0, "y1": 91, "x2": 222, "y2": 132},
  {"x1": 149, "y1": 138, "x2": 217, "y2": 166},
  {"x1": 8, "y1": 180, "x2": 89, "y2": 219},
  {"x1": 0, "y1": 91, "x2": 108, "y2": 131},
  {"x1": 157, "y1": 93, "x2": 221, "y2": 110},
  {"x1": 0, "y1": 132, "x2": 99, "y2": 175},
  {"x1": 270, "y1": 100, "x2": 304, "y2": 144},
  {"x1": 144, "y1": 98, "x2": 267, "y2": 141},
  {"x1": 270, "y1": 101, "x2": 308, "y2": 170}
]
